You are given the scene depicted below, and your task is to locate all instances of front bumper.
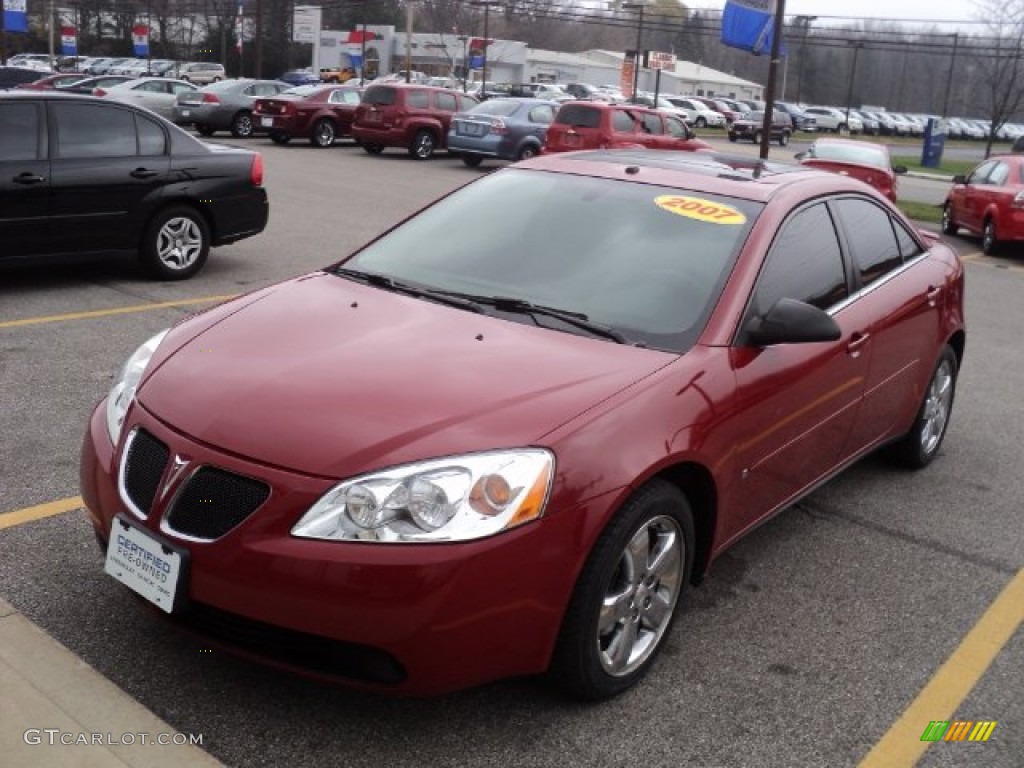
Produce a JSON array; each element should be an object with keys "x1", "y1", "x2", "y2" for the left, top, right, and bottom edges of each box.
[{"x1": 80, "y1": 400, "x2": 598, "y2": 695}]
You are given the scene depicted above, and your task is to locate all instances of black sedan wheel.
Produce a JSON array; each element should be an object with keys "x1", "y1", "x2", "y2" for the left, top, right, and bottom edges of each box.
[
  {"x1": 140, "y1": 206, "x2": 210, "y2": 281},
  {"x1": 462, "y1": 154, "x2": 484, "y2": 167},
  {"x1": 409, "y1": 130, "x2": 436, "y2": 160},
  {"x1": 269, "y1": 131, "x2": 291, "y2": 145},
  {"x1": 363, "y1": 143, "x2": 385, "y2": 155},
  {"x1": 231, "y1": 111, "x2": 254, "y2": 139},
  {"x1": 517, "y1": 144, "x2": 539, "y2": 161},
  {"x1": 982, "y1": 218, "x2": 999, "y2": 255},
  {"x1": 311, "y1": 118, "x2": 337, "y2": 148},
  {"x1": 550, "y1": 480, "x2": 694, "y2": 700},
  {"x1": 195, "y1": 124, "x2": 215, "y2": 137}
]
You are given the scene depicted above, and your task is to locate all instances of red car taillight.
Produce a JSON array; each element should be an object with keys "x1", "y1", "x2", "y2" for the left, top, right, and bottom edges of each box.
[
  {"x1": 93, "y1": 88, "x2": 106, "y2": 97},
  {"x1": 250, "y1": 154, "x2": 264, "y2": 187},
  {"x1": 489, "y1": 119, "x2": 508, "y2": 135},
  {"x1": 202, "y1": 93, "x2": 220, "y2": 104}
]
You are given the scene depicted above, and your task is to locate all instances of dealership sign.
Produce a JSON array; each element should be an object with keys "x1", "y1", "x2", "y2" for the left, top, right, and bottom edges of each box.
[
  {"x1": 3, "y1": 0, "x2": 28, "y2": 33},
  {"x1": 293, "y1": 5, "x2": 322, "y2": 44},
  {"x1": 646, "y1": 51, "x2": 676, "y2": 70},
  {"x1": 720, "y1": 0, "x2": 779, "y2": 55}
]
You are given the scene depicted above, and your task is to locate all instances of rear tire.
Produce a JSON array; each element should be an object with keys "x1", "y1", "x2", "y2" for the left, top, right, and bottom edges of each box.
[
  {"x1": 549, "y1": 480, "x2": 694, "y2": 700},
  {"x1": 885, "y1": 346, "x2": 958, "y2": 469},
  {"x1": 516, "y1": 144, "x2": 539, "y2": 161},
  {"x1": 982, "y1": 218, "x2": 999, "y2": 255},
  {"x1": 695, "y1": 116, "x2": 707, "y2": 128},
  {"x1": 363, "y1": 143, "x2": 384, "y2": 155},
  {"x1": 195, "y1": 124, "x2": 215, "y2": 137},
  {"x1": 140, "y1": 205, "x2": 210, "y2": 281},
  {"x1": 941, "y1": 203, "x2": 958, "y2": 236},
  {"x1": 461, "y1": 154, "x2": 483, "y2": 167},
  {"x1": 269, "y1": 131, "x2": 291, "y2": 145},
  {"x1": 778, "y1": 131, "x2": 790, "y2": 147}
]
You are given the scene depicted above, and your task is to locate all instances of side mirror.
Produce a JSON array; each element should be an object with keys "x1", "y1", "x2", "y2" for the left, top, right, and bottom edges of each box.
[
  {"x1": 893, "y1": 165, "x2": 908, "y2": 175},
  {"x1": 952, "y1": 174, "x2": 967, "y2": 184},
  {"x1": 743, "y1": 298, "x2": 841, "y2": 347}
]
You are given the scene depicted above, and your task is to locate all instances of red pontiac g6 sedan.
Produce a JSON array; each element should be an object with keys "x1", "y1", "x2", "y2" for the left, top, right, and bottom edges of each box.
[{"x1": 81, "y1": 150, "x2": 965, "y2": 699}]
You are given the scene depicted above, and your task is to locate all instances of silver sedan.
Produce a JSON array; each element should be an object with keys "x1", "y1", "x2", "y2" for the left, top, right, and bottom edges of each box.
[{"x1": 99, "y1": 77, "x2": 197, "y2": 120}]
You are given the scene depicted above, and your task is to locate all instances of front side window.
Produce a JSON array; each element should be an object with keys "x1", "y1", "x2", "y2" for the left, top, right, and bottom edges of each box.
[
  {"x1": 753, "y1": 203, "x2": 848, "y2": 314},
  {"x1": 988, "y1": 162, "x2": 1010, "y2": 186},
  {"x1": 406, "y1": 90, "x2": 429, "y2": 109},
  {"x1": 967, "y1": 161, "x2": 995, "y2": 185},
  {"x1": 665, "y1": 117, "x2": 687, "y2": 138},
  {"x1": 832, "y1": 198, "x2": 903, "y2": 287},
  {"x1": 0, "y1": 103, "x2": 40, "y2": 161},
  {"x1": 53, "y1": 103, "x2": 136, "y2": 158},
  {"x1": 641, "y1": 113, "x2": 663, "y2": 135},
  {"x1": 342, "y1": 170, "x2": 762, "y2": 352},
  {"x1": 363, "y1": 86, "x2": 397, "y2": 106},
  {"x1": 612, "y1": 110, "x2": 635, "y2": 133}
]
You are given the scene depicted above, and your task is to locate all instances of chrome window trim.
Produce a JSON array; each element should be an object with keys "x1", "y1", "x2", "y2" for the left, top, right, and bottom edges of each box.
[{"x1": 829, "y1": 251, "x2": 929, "y2": 315}]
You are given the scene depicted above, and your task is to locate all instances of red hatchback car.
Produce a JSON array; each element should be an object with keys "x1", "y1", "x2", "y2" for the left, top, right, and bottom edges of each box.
[
  {"x1": 796, "y1": 137, "x2": 907, "y2": 203},
  {"x1": 81, "y1": 151, "x2": 964, "y2": 699},
  {"x1": 351, "y1": 83, "x2": 478, "y2": 159},
  {"x1": 545, "y1": 101, "x2": 712, "y2": 153},
  {"x1": 252, "y1": 84, "x2": 362, "y2": 148},
  {"x1": 943, "y1": 153, "x2": 1024, "y2": 254}
]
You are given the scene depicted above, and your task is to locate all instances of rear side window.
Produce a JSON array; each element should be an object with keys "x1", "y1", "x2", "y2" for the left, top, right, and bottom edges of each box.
[
  {"x1": 364, "y1": 86, "x2": 397, "y2": 106},
  {"x1": 0, "y1": 103, "x2": 40, "y2": 161},
  {"x1": 556, "y1": 105, "x2": 600, "y2": 128},
  {"x1": 435, "y1": 92, "x2": 457, "y2": 112},
  {"x1": 528, "y1": 105, "x2": 555, "y2": 124},
  {"x1": 406, "y1": 90, "x2": 429, "y2": 108},
  {"x1": 136, "y1": 114, "x2": 166, "y2": 156}
]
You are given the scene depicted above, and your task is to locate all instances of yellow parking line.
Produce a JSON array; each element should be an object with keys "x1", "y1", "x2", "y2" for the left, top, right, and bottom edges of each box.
[
  {"x1": 959, "y1": 251, "x2": 983, "y2": 262},
  {"x1": 0, "y1": 294, "x2": 238, "y2": 330},
  {"x1": 0, "y1": 496, "x2": 84, "y2": 531},
  {"x1": 859, "y1": 568, "x2": 1024, "y2": 767}
]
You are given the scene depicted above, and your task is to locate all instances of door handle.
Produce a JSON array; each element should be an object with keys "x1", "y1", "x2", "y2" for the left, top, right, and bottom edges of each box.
[
  {"x1": 13, "y1": 172, "x2": 45, "y2": 185},
  {"x1": 925, "y1": 285, "x2": 942, "y2": 307},
  {"x1": 846, "y1": 332, "x2": 871, "y2": 356},
  {"x1": 130, "y1": 168, "x2": 159, "y2": 179}
]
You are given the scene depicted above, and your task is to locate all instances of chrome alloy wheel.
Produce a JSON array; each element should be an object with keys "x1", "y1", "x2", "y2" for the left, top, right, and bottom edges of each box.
[
  {"x1": 597, "y1": 515, "x2": 684, "y2": 677},
  {"x1": 921, "y1": 357, "x2": 954, "y2": 456},
  {"x1": 156, "y1": 217, "x2": 203, "y2": 271}
]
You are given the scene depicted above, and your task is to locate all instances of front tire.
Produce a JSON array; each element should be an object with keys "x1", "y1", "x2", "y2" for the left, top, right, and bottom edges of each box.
[
  {"x1": 461, "y1": 153, "x2": 483, "y2": 167},
  {"x1": 409, "y1": 129, "x2": 436, "y2": 160},
  {"x1": 550, "y1": 480, "x2": 694, "y2": 700},
  {"x1": 269, "y1": 131, "x2": 291, "y2": 145},
  {"x1": 886, "y1": 346, "x2": 958, "y2": 468},
  {"x1": 363, "y1": 143, "x2": 384, "y2": 155},
  {"x1": 140, "y1": 206, "x2": 210, "y2": 281},
  {"x1": 778, "y1": 131, "x2": 790, "y2": 147},
  {"x1": 230, "y1": 111, "x2": 254, "y2": 138},
  {"x1": 941, "y1": 203, "x2": 958, "y2": 235},
  {"x1": 516, "y1": 144, "x2": 539, "y2": 161},
  {"x1": 311, "y1": 118, "x2": 337, "y2": 148},
  {"x1": 195, "y1": 124, "x2": 215, "y2": 137},
  {"x1": 695, "y1": 116, "x2": 707, "y2": 128},
  {"x1": 753, "y1": 131, "x2": 762, "y2": 145}
]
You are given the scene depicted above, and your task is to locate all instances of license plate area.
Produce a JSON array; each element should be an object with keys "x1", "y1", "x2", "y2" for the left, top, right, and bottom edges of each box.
[
  {"x1": 105, "y1": 514, "x2": 189, "y2": 614},
  {"x1": 260, "y1": 116, "x2": 274, "y2": 127}
]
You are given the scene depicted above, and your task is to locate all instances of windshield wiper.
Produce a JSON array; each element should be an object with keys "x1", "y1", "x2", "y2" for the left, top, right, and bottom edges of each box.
[
  {"x1": 334, "y1": 267, "x2": 485, "y2": 314},
  {"x1": 434, "y1": 292, "x2": 634, "y2": 345}
]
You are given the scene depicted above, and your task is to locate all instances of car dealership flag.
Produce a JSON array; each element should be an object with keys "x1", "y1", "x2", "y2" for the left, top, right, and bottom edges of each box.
[
  {"x1": 3, "y1": 0, "x2": 28, "y2": 33},
  {"x1": 721, "y1": 0, "x2": 782, "y2": 56},
  {"x1": 61, "y1": 26, "x2": 77, "y2": 55},
  {"x1": 132, "y1": 24, "x2": 149, "y2": 56}
]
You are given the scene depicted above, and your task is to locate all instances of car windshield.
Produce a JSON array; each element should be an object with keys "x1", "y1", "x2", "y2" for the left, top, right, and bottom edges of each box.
[
  {"x1": 339, "y1": 169, "x2": 761, "y2": 352},
  {"x1": 808, "y1": 142, "x2": 889, "y2": 169}
]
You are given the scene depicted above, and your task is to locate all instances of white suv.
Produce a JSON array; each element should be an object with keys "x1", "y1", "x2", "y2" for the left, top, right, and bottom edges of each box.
[
  {"x1": 802, "y1": 106, "x2": 863, "y2": 134},
  {"x1": 178, "y1": 62, "x2": 226, "y2": 84},
  {"x1": 664, "y1": 97, "x2": 727, "y2": 128}
]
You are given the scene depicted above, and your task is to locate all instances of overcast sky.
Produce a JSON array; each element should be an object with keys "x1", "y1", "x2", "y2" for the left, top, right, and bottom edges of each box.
[{"x1": 686, "y1": 0, "x2": 983, "y2": 27}]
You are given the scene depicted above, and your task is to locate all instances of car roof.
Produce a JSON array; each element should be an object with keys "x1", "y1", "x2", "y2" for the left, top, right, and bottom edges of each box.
[{"x1": 518, "y1": 150, "x2": 858, "y2": 204}]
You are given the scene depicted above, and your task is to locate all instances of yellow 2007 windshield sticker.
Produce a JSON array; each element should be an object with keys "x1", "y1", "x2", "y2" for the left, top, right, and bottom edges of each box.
[{"x1": 654, "y1": 195, "x2": 746, "y2": 225}]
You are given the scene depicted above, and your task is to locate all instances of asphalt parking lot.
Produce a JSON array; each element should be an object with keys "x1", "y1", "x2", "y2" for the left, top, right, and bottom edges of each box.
[{"x1": 1, "y1": 137, "x2": 1021, "y2": 768}]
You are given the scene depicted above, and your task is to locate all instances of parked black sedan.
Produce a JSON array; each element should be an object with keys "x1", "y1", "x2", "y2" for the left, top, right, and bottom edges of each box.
[{"x1": 0, "y1": 92, "x2": 268, "y2": 279}]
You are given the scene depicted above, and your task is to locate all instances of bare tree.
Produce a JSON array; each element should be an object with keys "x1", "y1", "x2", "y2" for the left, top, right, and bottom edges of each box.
[{"x1": 971, "y1": 0, "x2": 1024, "y2": 156}]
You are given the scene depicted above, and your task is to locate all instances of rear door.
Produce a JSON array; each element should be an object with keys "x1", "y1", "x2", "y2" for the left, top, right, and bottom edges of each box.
[
  {"x1": 0, "y1": 99, "x2": 50, "y2": 258},
  {"x1": 47, "y1": 101, "x2": 170, "y2": 254}
]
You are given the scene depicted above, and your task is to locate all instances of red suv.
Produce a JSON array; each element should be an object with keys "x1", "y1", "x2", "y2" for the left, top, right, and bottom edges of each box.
[
  {"x1": 352, "y1": 84, "x2": 478, "y2": 159},
  {"x1": 545, "y1": 101, "x2": 712, "y2": 154}
]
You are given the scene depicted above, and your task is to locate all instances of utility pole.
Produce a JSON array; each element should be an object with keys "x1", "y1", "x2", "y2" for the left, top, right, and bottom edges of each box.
[
  {"x1": 758, "y1": 0, "x2": 785, "y2": 160},
  {"x1": 794, "y1": 15, "x2": 816, "y2": 105},
  {"x1": 622, "y1": 2, "x2": 647, "y2": 99},
  {"x1": 1, "y1": 0, "x2": 7, "y2": 66},
  {"x1": 48, "y1": 0, "x2": 55, "y2": 70},
  {"x1": 361, "y1": 20, "x2": 367, "y2": 81},
  {"x1": 844, "y1": 40, "x2": 864, "y2": 126},
  {"x1": 942, "y1": 33, "x2": 960, "y2": 117},
  {"x1": 255, "y1": 0, "x2": 263, "y2": 77},
  {"x1": 405, "y1": 0, "x2": 414, "y2": 82}
]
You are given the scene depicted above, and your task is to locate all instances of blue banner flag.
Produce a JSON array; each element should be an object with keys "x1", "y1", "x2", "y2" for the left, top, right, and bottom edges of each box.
[
  {"x1": 721, "y1": 0, "x2": 780, "y2": 56},
  {"x1": 3, "y1": 0, "x2": 29, "y2": 33}
]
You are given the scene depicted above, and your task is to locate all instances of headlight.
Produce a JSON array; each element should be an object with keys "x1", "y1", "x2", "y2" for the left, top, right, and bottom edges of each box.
[
  {"x1": 105, "y1": 330, "x2": 169, "y2": 445},
  {"x1": 292, "y1": 449, "x2": 554, "y2": 543}
]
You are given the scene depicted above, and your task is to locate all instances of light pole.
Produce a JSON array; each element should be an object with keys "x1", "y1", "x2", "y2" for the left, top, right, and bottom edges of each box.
[
  {"x1": 794, "y1": 15, "x2": 816, "y2": 105},
  {"x1": 942, "y1": 32, "x2": 960, "y2": 117},
  {"x1": 469, "y1": 1, "x2": 501, "y2": 96},
  {"x1": 622, "y1": 2, "x2": 647, "y2": 100},
  {"x1": 844, "y1": 40, "x2": 864, "y2": 127}
]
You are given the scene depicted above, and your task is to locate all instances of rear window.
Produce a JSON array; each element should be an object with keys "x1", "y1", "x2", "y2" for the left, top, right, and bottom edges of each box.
[
  {"x1": 364, "y1": 86, "x2": 397, "y2": 106},
  {"x1": 406, "y1": 90, "x2": 429, "y2": 108},
  {"x1": 556, "y1": 104, "x2": 601, "y2": 128},
  {"x1": 470, "y1": 99, "x2": 521, "y2": 117}
]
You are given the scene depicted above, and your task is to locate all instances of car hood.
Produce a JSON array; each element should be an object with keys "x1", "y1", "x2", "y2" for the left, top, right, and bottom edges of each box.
[{"x1": 138, "y1": 273, "x2": 674, "y2": 478}]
